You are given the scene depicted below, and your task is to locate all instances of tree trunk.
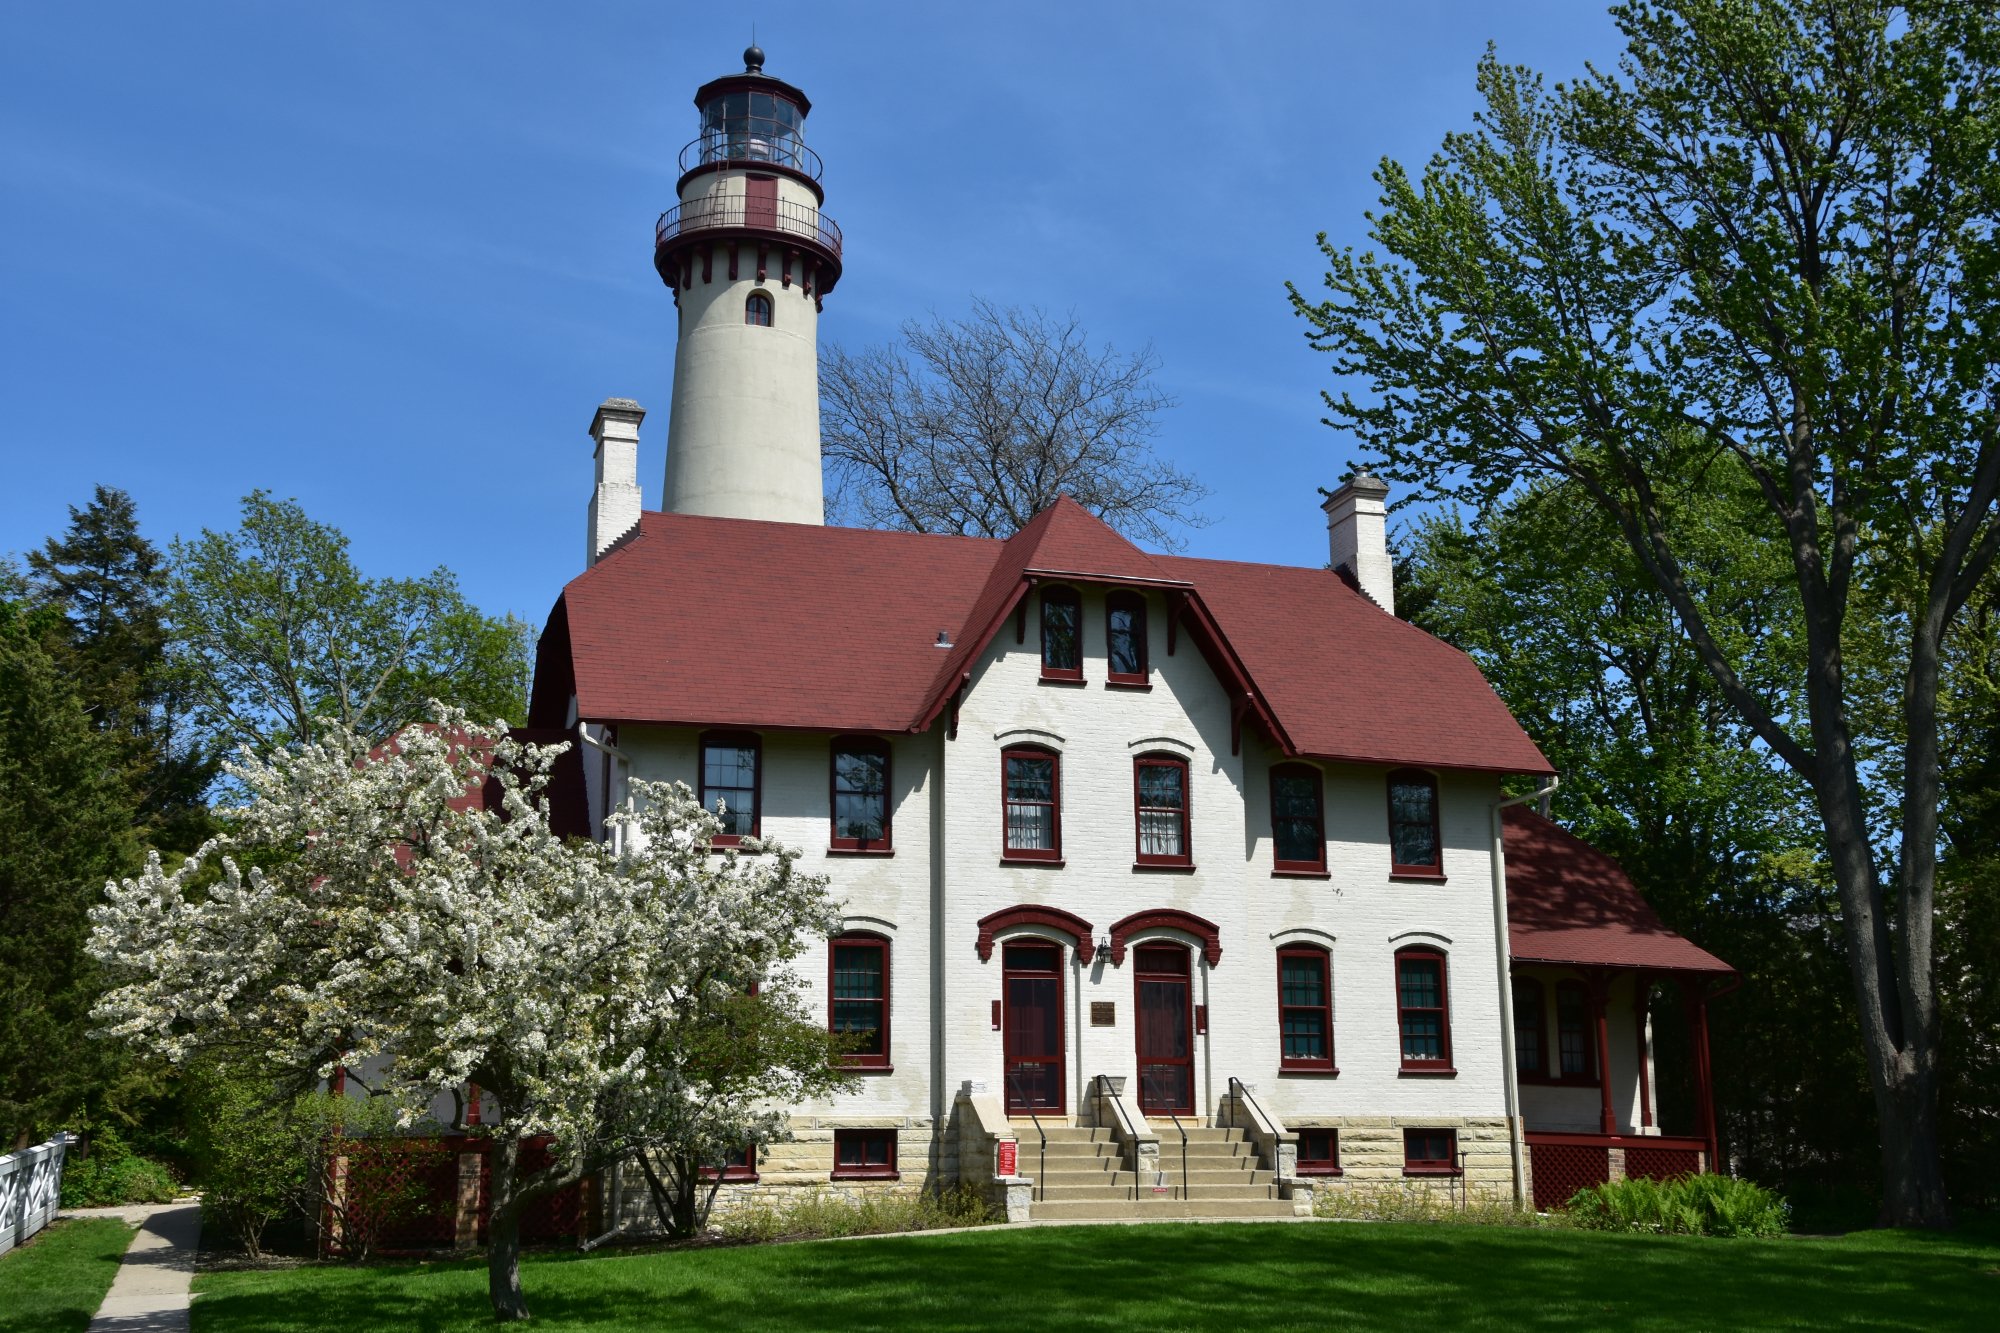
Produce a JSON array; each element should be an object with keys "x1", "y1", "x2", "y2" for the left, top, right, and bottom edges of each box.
[
  {"x1": 1875, "y1": 1057, "x2": 1949, "y2": 1227},
  {"x1": 486, "y1": 1135, "x2": 530, "y2": 1322}
]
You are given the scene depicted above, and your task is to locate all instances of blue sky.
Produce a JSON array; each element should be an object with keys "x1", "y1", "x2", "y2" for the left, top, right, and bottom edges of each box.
[{"x1": 1, "y1": 1, "x2": 1621, "y2": 626}]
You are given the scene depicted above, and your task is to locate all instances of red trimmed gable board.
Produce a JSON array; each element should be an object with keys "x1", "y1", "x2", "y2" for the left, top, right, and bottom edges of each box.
[
  {"x1": 530, "y1": 503, "x2": 1552, "y2": 776},
  {"x1": 1503, "y1": 806, "x2": 1732, "y2": 974}
]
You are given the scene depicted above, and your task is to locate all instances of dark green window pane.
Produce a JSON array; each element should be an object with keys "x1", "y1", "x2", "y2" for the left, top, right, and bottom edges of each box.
[{"x1": 1042, "y1": 595, "x2": 1079, "y2": 671}]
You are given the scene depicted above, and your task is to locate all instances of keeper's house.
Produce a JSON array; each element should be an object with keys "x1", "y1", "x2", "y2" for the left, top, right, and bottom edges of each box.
[{"x1": 525, "y1": 46, "x2": 1734, "y2": 1221}]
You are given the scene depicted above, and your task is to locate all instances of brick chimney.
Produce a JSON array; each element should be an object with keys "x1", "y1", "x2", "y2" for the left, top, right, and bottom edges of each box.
[
  {"x1": 587, "y1": 398, "x2": 645, "y2": 567},
  {"x1": 1322, "y1": 470, "x2": 1394, "y2": 615}
]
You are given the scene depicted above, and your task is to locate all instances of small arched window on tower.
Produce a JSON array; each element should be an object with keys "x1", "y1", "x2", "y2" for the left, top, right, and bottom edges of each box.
[{"x1": 745, "y1": 291, "x2": 774, "y2": 327}]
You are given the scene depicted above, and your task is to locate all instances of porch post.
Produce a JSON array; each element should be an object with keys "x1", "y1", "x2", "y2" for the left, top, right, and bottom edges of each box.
[
  {"x1": 1633, "y1": 973, "x2": 1653, "y2": 1130},
  {"x1": 1693, "y1": 990, "x2": 1718, "y2": 1172},
  {"x1": 1589, "y1": 975, "x2": 1614, "y2": 1135}
]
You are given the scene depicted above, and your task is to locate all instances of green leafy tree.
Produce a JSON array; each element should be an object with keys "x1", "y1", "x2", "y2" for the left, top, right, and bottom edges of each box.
[
  {"x1": 167, "y1": 491, "x2": 531, "y2": 754},
  {"x1": 1292, "y1": 0, "x2": 1998, "y2": 1225}
]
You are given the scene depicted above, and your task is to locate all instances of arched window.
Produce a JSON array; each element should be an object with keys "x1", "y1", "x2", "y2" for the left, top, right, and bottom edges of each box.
[
  {"x1": 829, "y1": 932, "x2": 891, "y2": 1070},
  {"x1": 698, "y1": 731, "x2": 761, "y2": 844},
  {"x1": 1039, "y1": 585, "x2": 1082, "y2": 680},
  {"x1": 1387, "y1": 769, "x2": 1442, "y2": 876},
  {"x1": 1513, "y1": 978, "x2": 1546, "y2": 1077},
  {"x1": 1557, "y1": 979, "x2": 1596, "y2": 1079},
  {"x1": 829, "y1": 737, "x2": 890, "y2": 851},
  {"x1": 1001, "y1": 745, "x2": 1062, "y2": 861},
  {"x1": 1270, "y1": 763, "x2": 1327, "y2": 875},
  {"x1": 744, "y1": 291, "x2": 773, "y2": 326},
  {"x1": 1277, "y1": 945, "x2": 1335, "y2": 1072},
  {"x1": 1395, "y1": 946, "x2": 1453, "y2": 1073},
  {"x1": 1105, "y1": 591, "x2": 1148, "y2": 685},
  {"x1": 1133, "y1": 753, "x2": 1191, "y2": 866}
]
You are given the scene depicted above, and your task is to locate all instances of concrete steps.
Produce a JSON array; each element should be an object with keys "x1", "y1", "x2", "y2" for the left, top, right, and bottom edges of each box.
[
  {"x1": 1023, "y1": 1124, "x2": 1296, "y2": 1221},
  {"x1": 1028, "y1": 1197, "x2": 1298, "y2": 1221}
]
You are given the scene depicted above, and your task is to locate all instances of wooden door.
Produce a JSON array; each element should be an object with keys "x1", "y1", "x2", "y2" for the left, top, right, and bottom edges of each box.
[
  {"x1": 1134, "y1": 943, "x2": 1194, "y2": 1115},
  {"x1": 1003, "y1": 941, "x2": 1065, "y2": 1114},
  {"x1": 745, "y1": 175, "x2": 778, "y2": 231}
]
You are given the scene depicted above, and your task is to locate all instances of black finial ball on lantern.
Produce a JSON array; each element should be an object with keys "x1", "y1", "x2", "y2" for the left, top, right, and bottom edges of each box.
[{"x1": 743, "y1": 44, "x2": 765, "y2": 73}]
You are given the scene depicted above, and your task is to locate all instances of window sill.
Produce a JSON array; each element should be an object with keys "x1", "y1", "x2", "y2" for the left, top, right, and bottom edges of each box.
[
  {"x1": 1271, "y1": 867, "x2": 1332, "y2": 880},
  {"x1": 1279, "y1": 1065, "x2": 1340, "y2": 1077},
  {"x1": 1038, "y1": 675, "x2": 1088, "y2": 688},
  {"x1": 837, "y1": 1063, "x2": 895, "y2": 1075},
  {"x1": 1398, "y1": 1066, "x2": 1459, "y2": 1078},
  {"x1": 1389, "y1": 870, "x2": 1447, "y2": 883},
  {"x1": 1000, "y1": 856, "x2": 1065, "y2": 868},
  {"x1": 1294, "y1": 1165, "x2": 1345, "y2": 1177},
  {"x1": 699, "y1": 1170, "x2": 759, "y2": 1183},
  {"x1": 1403, "y1": 1166, "x2": 1463, "y2": 1177},
  {"x1": 1104, "y1": 678, "x2": 1152, "y2": 691},
  {"x1": 1132, "y1": 861, "x2": 1196, "y2": 873},
  {"x1": 830, "y1": 1168, "x2": 901, "y2": 1181},
  {"x1": 826, "y1": 847, "x2": 895, "y2": 857}
]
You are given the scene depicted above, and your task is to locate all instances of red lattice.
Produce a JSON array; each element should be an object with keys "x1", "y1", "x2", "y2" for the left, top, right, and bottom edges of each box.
[
  {"x1": 1530, "y1": 1142, "x2": 1610, "y2": 1211},
  {"x1": 322, "y1": 1135, "x2": 585, "y2": 1257},
  {"x1": 1625, "y1": 1145, "x2": 1701, "y2": 1183}
]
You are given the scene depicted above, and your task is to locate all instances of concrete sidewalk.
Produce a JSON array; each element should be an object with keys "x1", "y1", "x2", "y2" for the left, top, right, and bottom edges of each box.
[{"x1": 71, "y1": 1202, "x2": 201, "y2": 1333}]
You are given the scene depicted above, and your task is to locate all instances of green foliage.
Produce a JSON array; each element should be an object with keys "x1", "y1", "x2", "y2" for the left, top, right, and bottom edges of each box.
[
  {"x1": 58, "y1": 1126, "x2": 180, "y2": 1207},
  {"x1": 1312, "y1": 1181, "x2": 1544, "y2": 1227},
  {"x1": 713, "y1": 1185, "x2": 995, "y2": 1242},
  {"x1": 166, "y1": 490, "x2": 531, "y2": 755},
  {"x1": 1565, "y1": 1173, "x2": 1791, "y2": 1238},
  {"x1": 0, "y1": 1217, "x2": 137, "y2": 1333}
]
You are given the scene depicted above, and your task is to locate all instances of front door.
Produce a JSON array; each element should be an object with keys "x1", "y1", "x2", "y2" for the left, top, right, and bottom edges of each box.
[
  {"x1": 1003, "y1": 941, "x2": 1065, "y2": 1114},
  {"x1": 1134, "y1": 943, "x2": 1194, "y2": 1116}
]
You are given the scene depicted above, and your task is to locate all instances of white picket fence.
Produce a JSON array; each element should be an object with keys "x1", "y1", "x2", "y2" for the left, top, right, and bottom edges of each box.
[{"x1": 0, "y1": 1133, "x2": 75, "y2": 1257}]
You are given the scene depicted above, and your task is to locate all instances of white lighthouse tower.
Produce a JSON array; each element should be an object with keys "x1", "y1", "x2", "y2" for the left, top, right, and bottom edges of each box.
[{"x1": 653, "y1": 45, "x2": 841, "y2": 525}]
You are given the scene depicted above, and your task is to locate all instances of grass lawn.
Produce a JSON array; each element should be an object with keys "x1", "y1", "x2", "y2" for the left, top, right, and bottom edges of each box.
[
  {"x1": 189, "y1": 1217, "x2": 2000, "y2": 1331},
  {"x1": 0, "y1": 1217, "x2": 136, "y2": 1333}
]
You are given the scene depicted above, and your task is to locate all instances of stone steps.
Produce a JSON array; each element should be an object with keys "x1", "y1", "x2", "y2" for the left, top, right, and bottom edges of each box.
[
  {"x1": 1039, "y1": 1168, "x2": 1275, "y2": 1189},
  {"x1": 1027, "y1": 1197, "x2": 1298, "y2": 1221}
]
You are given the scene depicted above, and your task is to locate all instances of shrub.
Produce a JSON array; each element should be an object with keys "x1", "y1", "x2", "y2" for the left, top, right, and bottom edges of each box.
[
  {"x1": 716, "y1": 1185, "x2": 995, "y2": 1242},
  {"x1": 1565, "y1": 1173, "x2": 1790, "y2": 1237},
  {"x1": 1311, "y1": 1181, "x2": 1543, "y2": 1227},
  {"x1": 59, "y1": 1128, "x2": 180, "y2": 1208}
]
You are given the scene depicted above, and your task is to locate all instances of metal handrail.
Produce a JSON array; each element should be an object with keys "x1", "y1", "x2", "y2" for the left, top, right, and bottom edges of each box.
[
  {"x1": 1093, "y1": 1075, "x2": 1142, "y2": 1200},
  {"x1": 1026, "y1": 1110, "x2": 1048, "y2": 1202},
  {"x1": 655, "y1": 196, "x2": 843, "y2": 258},
  {"x1": 678, "y1": 128, "x2": 824, "y2": 181},
  {"x1": 1227, "y1": 1076, "x2": 1275, "y2": 1135},
  {"x1": 1167, "y1": 1112, "x2": 1189, "y2": 1201}
]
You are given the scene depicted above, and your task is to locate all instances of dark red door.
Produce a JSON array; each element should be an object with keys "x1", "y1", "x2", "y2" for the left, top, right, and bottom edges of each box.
[
  {"x1": 1003, "y1": 941, "x2": 1064, "y2": 1114},
  {"x1": 1134, "y1": 944, "x2": 1194, "y2": 1115},
  {"x1": 745, "y1": 175, "x2": 778, "y2": 231}
]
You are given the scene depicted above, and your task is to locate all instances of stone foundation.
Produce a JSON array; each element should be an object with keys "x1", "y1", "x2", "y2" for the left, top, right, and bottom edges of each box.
[{"x1": 1287, "y1": 1115, "x2": 1515, "y2": 1201}]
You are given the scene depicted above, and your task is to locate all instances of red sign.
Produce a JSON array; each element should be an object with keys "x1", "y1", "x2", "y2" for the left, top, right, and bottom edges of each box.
[{"x1": 997, "y1": 1141, "x2": 1018, "y2": 1176}]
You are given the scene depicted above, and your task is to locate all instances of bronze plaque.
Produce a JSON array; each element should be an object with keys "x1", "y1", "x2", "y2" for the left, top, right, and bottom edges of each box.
[{"x1": 1090, "y1": 1002, "x2": 1116, "y2": 1027}]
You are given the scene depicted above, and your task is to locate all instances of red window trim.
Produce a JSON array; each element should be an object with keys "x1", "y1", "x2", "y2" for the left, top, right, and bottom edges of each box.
[
  {"x1": 1513, "y1": 977, "x2": 1547, "y2": 1079},
  {"x1": 744, "y1": 291, "x2": 773, "y2": 326},
  {"x1": 1387, "y1": 768, "x2": 1442, "y2": 877},
  {"x1": 829, "y1": 932, "x2": 891, "y2": 1071},
  {"x1": 699, "y1": 1143, "x2": 758, "y2": 1182},
  {"x1": 1133, "y1": 753, "x2": 1192, "y2": 867},
  {"x1": 1402, "y1": 1127, "x2": 1461, "y2": 1175},
  {"x1": 1276, "y1": 945, "x2": 1337, "y2": 1074},
  {"x1": 1556, "y1": 978, "x2": 1598, "y2": 1081},
  {"x1": 1295, "y1": 1127, "x2": 1343, "y2": 1176},
  {"x1": 1105, "y1": 590, "x2": 1148, "y2": 685},
  {"x1": 1395, "y1": 946, "x2": 1454, "y2": 1074},
  {"x1": 1039, "y1": 585, "x2": 1083, "y2": 681},
  {"x1": 1270, "y1": 762, "x2": 1327, "y2": 874},
  {"x1": 829, "y1": 735, "x2": 892, "y2": 852},
  {"x1": 1108, "y1": 908, "x2": 1223, "y2": 967},
  {"x1": 976, "y1": 904, "x2": 1095, "y2": 963},
  {"x1": 830, "y1": 1127, "x2": 898, "y2": 1180},
  {"x1": 1001, "y1": 745, "x2": 1063, "y2": 862},
  {"x1": 698, "y1": 730, "x2": 762, "y2": 845}
]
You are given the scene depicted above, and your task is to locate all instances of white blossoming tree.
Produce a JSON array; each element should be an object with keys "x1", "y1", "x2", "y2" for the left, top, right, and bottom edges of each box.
[{"x1": 88, "y1": 708, "x2": 848, "y2": 1321}]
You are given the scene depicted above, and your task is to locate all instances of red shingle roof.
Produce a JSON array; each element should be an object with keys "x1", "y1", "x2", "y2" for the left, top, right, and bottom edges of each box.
[
  {"x1": 1504, "y1": 806, "x2": 1732, "y2": 974},
  {"x1": 532, "y1": 501, "x2": 1553, "y2": 775}
]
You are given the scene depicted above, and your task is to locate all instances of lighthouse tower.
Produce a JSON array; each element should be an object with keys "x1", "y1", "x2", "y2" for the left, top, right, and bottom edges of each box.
[{"x1": 653, "y1": 46, "x2": 841, "y2": 525}]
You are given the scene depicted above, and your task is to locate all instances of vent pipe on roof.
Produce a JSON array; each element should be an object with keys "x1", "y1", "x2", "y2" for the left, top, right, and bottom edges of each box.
[
  {"x1": 588, "y1": 398, "x2": 647, "y2": 568},
  {"x1": 1322, "y1": 470, "x2": 1394, "y2": 615}
]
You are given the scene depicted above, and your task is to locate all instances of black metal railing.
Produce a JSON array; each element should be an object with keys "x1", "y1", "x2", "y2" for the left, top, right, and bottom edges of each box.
[
  {"x1": 679, "y1": 125, "x2": 824, "y2": 180},
  {"x1": 1026, "y1": 1110, "x2": 1047, "y2": 1202},
  {"x1": 655, "y1": 196, "x2": 842, "y2": 258},
  {"x1": 1167, "y1": 1112, "x2": 1189, "y2": 1201}
]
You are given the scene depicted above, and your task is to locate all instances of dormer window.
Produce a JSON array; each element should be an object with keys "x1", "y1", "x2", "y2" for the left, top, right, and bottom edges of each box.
[
  {"x1": 1040, "y1": 586, "x2": 1082, "y2": 681},
  {"x1": 1387, "y1": 769, "x2": 1442, "y2": 876},
  {"x1": 830, "y1": 737, "x2": 890, "y2": 851},
  {"x1": 745, "y1": 291, "x2": 773, "y2": 326},
  {"x1": 1106, "y1": 591, "x2": 1147, "y2": 685}
]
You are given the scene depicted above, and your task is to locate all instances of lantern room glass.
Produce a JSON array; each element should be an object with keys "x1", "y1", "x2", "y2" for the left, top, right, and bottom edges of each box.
[{"x1": 699, "y1": 90, "x2": 806, "y2": 170}]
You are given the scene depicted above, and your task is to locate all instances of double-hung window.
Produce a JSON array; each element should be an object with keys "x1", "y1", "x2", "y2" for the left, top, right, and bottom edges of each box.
[
  {"x1": 699, "y1": 731, "x2": 761, "y2": 843},
  {"x1": 1134, "y1": 754, "x2": 1191, "y2": 866},
  {"x1": 1277, "y1": 946, "x2": 1335, "y2": 1072},
  {"x1": 829, "y1": 933, "x2": 890, "y2": 1069},
  {"x1": 1002, "y1": 747, "x2": 1062, "y2": 861},
  {"x1": 1557, "y1": 980, "x2": 1595, "y2": 1079},
  {"x1": 830, "y1": 738, "x2": 891, "y2": 851},
  {"x1": 1395, "y1": 947, "x2": 1453, "y2": 1073},
  {"x1": 1513, "y1": 978, "x2": 1547, "y2": 1078},
  {"x1": 1387, "y1": 769, "x2": 1442, "y2": 875},
  {"x1": 1105, "y1": 591, "x2": 1147, "y2": 685},
  {"x1": 1040, "y1": 586, "x2": 1082, "y2": 681},
  {"x1": 1270, "y1": 764, "x2": 1327, "y2": 874}
]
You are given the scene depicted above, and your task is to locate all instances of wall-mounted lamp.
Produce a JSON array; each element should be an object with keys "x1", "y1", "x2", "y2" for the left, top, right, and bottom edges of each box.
[{"x1": 1096, "y1": 934, "x2": 1112, "y2": 958}]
